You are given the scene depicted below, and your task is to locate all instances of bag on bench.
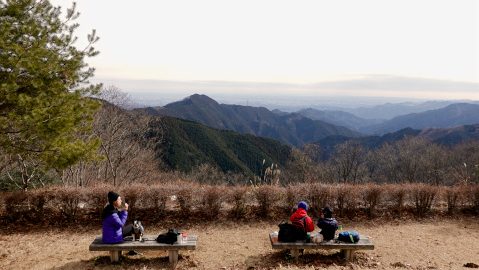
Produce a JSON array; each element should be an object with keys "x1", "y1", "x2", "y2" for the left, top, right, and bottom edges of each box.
[
  {"x1": 338, "y1": 230, "x2": 360, "y2": 243},
  {"x1": 278, "y1": 222, "x2": 307, "y2": 242},
  {"x1": 156, "y1": 228, "x2": 179, "y2": 244}
]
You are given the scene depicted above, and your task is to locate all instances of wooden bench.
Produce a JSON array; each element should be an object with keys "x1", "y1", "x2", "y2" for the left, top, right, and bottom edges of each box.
[
  {"x1": 89, "y1": 235, "x2": 197, "y2": 268},
  {"x1": 269, "y1": 233, "x2": 374, "y2": 262}
]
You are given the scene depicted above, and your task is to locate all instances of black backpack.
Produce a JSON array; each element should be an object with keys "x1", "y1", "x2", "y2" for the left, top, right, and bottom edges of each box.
[
  {"x1": 278, "y1": 218, "x2": 307, "y2": 242},
  {"x1": 156, "y1": 228, "x2": 179, "y2": 244}
]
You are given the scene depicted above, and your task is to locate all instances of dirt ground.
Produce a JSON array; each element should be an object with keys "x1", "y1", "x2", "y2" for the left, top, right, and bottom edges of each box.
[{"x1": 0, "y1": 218, "x2": 478, "y2": 270}]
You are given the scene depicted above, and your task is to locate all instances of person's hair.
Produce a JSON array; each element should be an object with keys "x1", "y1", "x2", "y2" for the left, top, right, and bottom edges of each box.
[
  {"x1": 322, "y1": 206, "x2": 333, "y2": 218},
  {"x1": 108, "y1": 191, "x2": 120, "y2": 204}
]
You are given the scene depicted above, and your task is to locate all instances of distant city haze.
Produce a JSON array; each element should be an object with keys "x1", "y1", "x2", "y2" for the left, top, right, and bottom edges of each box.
[
  {"x1": 49, "y1": 0, "x2": 479, "y2": 104},
  {"x1": 96, "y1": 77, "x2": 479, "y2": 110}
]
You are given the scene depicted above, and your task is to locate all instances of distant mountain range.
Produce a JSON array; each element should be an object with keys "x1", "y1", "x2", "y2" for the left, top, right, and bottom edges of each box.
[
  {"x1": 296, "y1": 108, "x2": 383, "y2": 131},
  {"x1": 96, "y1": 96, "x2": 479, "y2": 176},
  {"x1": 317, "y1": 124, "x2": 479, "y2": 159},
  {"x1": 138, "y1": 94, "x2": 360, "y2": 146},
  {"x1": 338, "y1": 100, "x2": 471, "y2": 120},
  {"x1": 360, "y1": 103, "x2": 479, "y2": 134}
]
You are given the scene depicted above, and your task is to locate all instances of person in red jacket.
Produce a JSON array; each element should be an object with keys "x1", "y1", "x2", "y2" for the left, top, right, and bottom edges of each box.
[{"x1": 290, "y1": 201, "x2": 315, "y2": 235}]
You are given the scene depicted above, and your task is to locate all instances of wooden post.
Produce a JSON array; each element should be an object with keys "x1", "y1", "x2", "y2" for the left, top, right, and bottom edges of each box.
[
  {"x1": 169, "y1": 250, "x2": 179, "y2": 268},
  {"x1": 341, "y1": 249, "x2": 354, "y2": 261},
  {"x1": 110, "y1": 250, "x2": 120, "y2": 262},
  {"x1": 291, "y1": 249, "x2": 299, "y2": 263}
]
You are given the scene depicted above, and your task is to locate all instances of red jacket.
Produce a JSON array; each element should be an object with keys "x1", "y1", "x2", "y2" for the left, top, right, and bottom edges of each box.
[{"x1": 289, "y1": 208, "x2": 314, "y2": 232}]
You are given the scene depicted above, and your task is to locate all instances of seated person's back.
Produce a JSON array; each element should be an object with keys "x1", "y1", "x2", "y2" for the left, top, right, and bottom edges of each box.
[
  {"x1": 317, "y1": 206, "x2": 338, "y2": 241},
  {"x1": 290, "y1": 201, "x2": 315, "y2": 233}
]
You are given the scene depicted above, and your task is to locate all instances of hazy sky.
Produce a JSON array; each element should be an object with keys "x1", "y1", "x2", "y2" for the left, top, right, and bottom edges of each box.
[{"x1": 51, "y1": 0, "x2": 479, "y2": 100}]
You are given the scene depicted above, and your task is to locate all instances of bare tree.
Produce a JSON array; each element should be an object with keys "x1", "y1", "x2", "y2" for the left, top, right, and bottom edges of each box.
[
  {"x1": 301, "y1": 143, "x2": 322, "y2": 163},
  {"x1": 449, "y1": 141, "x2": 479, "y2": 185},
  {"x1": 329, "y1": 141, "x2": 367, "y2": 183},
  {"x1": 282, "y1": 149, "x2": 317, "y2": 184},
  {"x1": 61, "y1": 86, "x2": 163, "y2": 186}
]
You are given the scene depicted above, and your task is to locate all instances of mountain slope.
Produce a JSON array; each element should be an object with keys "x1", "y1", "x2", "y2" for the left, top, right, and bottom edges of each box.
[
  {"x1": 139, "y1": 94, "x2": 360, "y2": 146},
  {"x1": 360, "y1": 103, "x2": 479, "y2": 134},
  {"x1": 146, "y1": 116, "x2": 292, "y2": 175}
]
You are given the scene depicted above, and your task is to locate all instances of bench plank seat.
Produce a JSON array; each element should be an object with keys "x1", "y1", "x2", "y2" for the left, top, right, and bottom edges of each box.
[
  {"x1": 89, "y1": 235, "x2": 197, "y2": 268},
  {"x1": 269, "y1": 233, "x2": 374, "y2": 262}
]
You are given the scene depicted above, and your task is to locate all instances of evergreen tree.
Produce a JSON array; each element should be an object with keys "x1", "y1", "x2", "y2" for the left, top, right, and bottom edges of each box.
[{"x1": 0, "y1": 0, "x2": 101, "y2": 189}]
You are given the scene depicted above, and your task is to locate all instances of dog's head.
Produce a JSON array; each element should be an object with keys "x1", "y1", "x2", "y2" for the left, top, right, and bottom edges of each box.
[{"x1": 133, "y1": 220, "x2": 144, "y2": 234}]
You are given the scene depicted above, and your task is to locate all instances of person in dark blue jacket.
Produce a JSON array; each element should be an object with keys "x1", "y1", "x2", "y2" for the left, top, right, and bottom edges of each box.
[
  {"x1": 317, "y1": 206, "x2": 338, "y2": 241},
  {"x1": 102, "y1": 191, "x2": 133, "y2": 244}
]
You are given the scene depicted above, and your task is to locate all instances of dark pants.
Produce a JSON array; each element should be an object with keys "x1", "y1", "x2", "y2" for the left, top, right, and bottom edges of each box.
[{"x1": 122, "y1": 224, "x2": 134, "y2": 237}]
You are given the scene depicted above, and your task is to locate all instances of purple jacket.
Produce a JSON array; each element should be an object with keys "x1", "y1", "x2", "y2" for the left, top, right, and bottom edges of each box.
[{"x1": 102, "y1": 208, "x2": 128, "y2": 244}]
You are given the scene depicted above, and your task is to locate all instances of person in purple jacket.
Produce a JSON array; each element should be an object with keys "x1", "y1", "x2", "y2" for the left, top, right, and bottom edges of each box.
[{"x1": 102, "y1": 191, "x2": 133, "y2": 244}]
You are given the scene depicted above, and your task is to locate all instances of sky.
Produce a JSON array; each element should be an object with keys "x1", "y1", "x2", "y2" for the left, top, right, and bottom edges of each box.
[{"x1": 51, "y1": 0, "x2": 479, "y2": 102}]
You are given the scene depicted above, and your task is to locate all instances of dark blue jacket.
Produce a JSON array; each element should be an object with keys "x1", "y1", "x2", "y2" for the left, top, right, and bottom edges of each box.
[
  {"x1": 317, "y1": 218, "x2": 338, "y2": 241},
  {"x1": 102, "y1": 204, "x2": 128, "y2": 244}
]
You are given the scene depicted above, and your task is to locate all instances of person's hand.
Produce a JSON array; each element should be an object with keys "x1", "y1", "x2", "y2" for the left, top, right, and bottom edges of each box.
[{"x1": 124, "y1": 203, "x2": 129, "y2": 211}]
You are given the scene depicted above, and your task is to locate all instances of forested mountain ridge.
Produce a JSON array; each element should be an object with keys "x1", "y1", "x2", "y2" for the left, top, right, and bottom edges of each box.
[
  {"x1": 137, "y1": 94, "x2": 360, "y2": 146},
  {"x1": 146, "y1": 116, "x2": 292, "y2": 175}
]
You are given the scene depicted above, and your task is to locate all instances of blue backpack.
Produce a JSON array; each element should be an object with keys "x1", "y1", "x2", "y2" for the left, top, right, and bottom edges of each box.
[{"x1": 338, "y1": 230, "x2": 360, "y2": 243}]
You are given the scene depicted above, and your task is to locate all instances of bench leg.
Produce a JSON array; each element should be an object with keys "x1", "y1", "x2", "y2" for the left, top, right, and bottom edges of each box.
[
  {"x1": 291, "y1": 249, "x2": 299, "y2": 263},
  {"x1": 110, "y1": 250, "x2": 120, "y2": 262},
  {"x1": 169, "y1": 250, "x2": 179, "y2": 268},
  {"x1": 341, "y1": 249, "x2": 355, "y2": 261}
]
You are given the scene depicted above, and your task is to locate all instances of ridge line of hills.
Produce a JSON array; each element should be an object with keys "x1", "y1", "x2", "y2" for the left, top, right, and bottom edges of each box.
[
  {"x1": 124, "y1": 94, "x2": 479, "y2": 172},
  {"x1": 136, "y1": 94, "x2": 360, "y2": 147}
]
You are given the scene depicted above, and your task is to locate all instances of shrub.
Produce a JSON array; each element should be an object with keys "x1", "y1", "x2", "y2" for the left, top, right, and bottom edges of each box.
[
  {"x1": 199, "y1": 186, "x2": 224, "y2": 218},
  {"x1": 226, "y1": 186, "x2": 249, "y2": 218},
  {"x1": 254, "y1": 185, "x2": 282, "y2": 217},
  {"x1": 142, "y1": 185, "x2": 170, "y2": 216},
  {"x1": 306, "y1": 184, "x2": 333, "y2": 217},
  {"x1": 465, "y1": 184, "x2": 479, "y2": 213},
  {"x1": 28, "y1": 189, "x2": 50, "y2": 219},
  {"x1": 334, "y1": 184, "x2": 357, "y2": 217},
  {"x1": 384, "y1": 184, "x2": 409, "y2": 216},
  {"x1": 284, "y1": 185, "x2": 301, "y2": 212},
  {"x1": 54, "y1": 187, "x2": 85, "y2": 222},
  {"x1": 176, "y1": 185, "x2": 197, "y2": 216},
  {"x1": 412, "y1": 184, "x2": 438, "y2": 217},
  {"x1": 84, "y1": 184, "x2": 111, "y2": 219},
  {"x1": 444, "y1": 186, "x2": 462, "y2": 214},
  {"x1": 4, "y1": 191, "x2": 29, "y2": 221},
  {"x1": 474, "y1": 185, "x2": 479, "y2": 212},
  {"x1": 361, "y1": 184, "x2": 383, "y2": 218},
  {"x1": 120, "y1": 185, "x2": 148, "y2": 218}
]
